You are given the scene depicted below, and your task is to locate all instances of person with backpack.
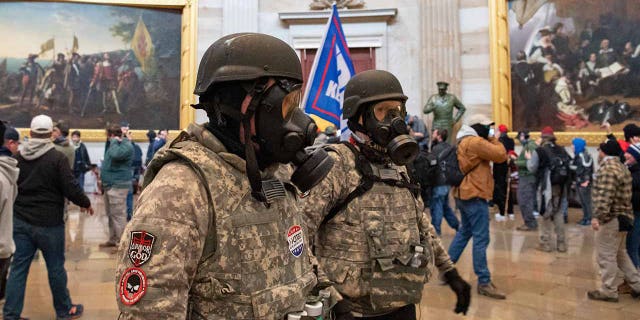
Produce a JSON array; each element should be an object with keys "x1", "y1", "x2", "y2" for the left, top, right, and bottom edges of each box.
[
  {"x1": 429, "y1": 128, "x2": 460, "y2": 235},
  {"x1": 527, "y1": 126, "x2": 571, "y2": 253},
  {"x1": 515, "y1": 130, "x2": 539, "y2": 231},
  {"x1": 448, "y1": 113, "x2": 508, "y2": 300},
  {"x1": 571, "y1": 137, "x2": 594, "y2": 226}
]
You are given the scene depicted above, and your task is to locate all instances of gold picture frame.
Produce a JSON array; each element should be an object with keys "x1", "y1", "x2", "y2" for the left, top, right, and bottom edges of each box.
[
  {"x1": 489, "y1": 0, "x2": 618, "y2": 145},
  {"x1": 8, "y1": 0, "x2": 198, "y2": 142}
]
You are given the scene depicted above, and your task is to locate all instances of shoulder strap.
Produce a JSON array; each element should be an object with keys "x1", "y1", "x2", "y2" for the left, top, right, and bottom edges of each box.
[
  {"x1": 320, "y1": 142, "x2": 420, "y2": 227},
  {"x1": 320, "y1": 142, "x2": 374, "y2": 227}
]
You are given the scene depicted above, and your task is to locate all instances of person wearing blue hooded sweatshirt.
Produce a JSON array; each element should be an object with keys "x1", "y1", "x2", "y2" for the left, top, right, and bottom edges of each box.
[{"x1": 571, "y1": 138, "x2": 594, "y2": 226}]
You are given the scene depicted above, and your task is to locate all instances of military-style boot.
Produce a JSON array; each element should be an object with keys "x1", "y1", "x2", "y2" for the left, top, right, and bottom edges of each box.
[
  {"x1": 477, "y1": 282, "x2": 506, "y2": 299},
  {"x1": 587, "y1": 290, "x2": 618, "y2": 302}
]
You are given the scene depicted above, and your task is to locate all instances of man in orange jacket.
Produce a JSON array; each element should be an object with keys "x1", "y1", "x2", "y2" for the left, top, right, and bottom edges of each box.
[{"x1": 448, "y1": 113, "x2": 508, "y2": 300}]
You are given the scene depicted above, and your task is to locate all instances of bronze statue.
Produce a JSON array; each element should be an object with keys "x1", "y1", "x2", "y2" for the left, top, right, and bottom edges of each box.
[{"x1": 423, "y1": 81, "x2": 466, "y2": 143}]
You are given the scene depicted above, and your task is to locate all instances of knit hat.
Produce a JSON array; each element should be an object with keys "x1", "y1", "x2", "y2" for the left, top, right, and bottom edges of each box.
[
  {"x1": 30, "y1": 115, "x2": 53, "y2": 134},
  {"x1": 572, "y1": 137, "x2": 586, "y2": 154},
  {"x1": 498, "y1": 124, "x2": 508, "y2": 134},
  {"x1": 541, "y1": 126, "x2": 554, "y2": 138},
  {"x1": 599, "y1": 139, "x2": 623, "y2": 156},
  {"x1": 4, "y1": 126, "x2": 19, "y2": 141},
  {"x1": 623, "y1": 124, "x2": 640, "y2": 141},
  {"x1": 628, "y1": 144, "x2": 640, "y2": 163}
]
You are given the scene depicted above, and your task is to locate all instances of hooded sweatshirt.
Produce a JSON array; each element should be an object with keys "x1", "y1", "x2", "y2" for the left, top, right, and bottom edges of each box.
[
  {"x1": 54, "y1": 136, "x2": 75, "y2": 169},
  {"x1": 571, "y1": 138, "x2": 593, "y2": 184},
  {"x1": 15, "y1": 139, "x2": 90, "y2": 227},
  {"x1": 0, "y1": 155, "x2": 19, "y2": 258},
  {"x1": 454, "y1": 124, "x2": 508, "y2": 200}
]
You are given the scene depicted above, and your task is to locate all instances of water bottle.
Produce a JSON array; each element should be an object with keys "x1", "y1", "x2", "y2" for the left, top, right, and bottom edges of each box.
[
  {"x1": 319, "y1": 289, "x2": 331, "y2": 319},
  {"x1": 304, "y1": 301, "x2": 323, "y2": 320},
  {"x1": 410, "y1": 245, "x2": 428, "y2": 268}
]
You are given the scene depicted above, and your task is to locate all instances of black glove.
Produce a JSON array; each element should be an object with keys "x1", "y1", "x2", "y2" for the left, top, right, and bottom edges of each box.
[
  {"x1": 444, "y1": 268, "x2": 471, "y2": 315},
  {"x1": 333, "y1": 299, "x2": 355, "y2": 320}
]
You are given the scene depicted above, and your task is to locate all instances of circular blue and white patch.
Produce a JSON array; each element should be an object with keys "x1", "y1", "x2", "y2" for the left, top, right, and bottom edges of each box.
[{"x1": 287, "y1": 225, "x2": 304, "y2": 257}]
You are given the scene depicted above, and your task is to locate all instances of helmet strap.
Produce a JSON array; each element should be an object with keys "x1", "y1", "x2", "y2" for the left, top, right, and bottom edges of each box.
[{"x1": 239, "y1": 78, "x2": 276, "y2": 203}]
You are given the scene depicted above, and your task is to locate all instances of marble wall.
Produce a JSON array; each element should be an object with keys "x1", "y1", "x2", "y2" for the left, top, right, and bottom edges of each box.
[{"x1": 194, "y1": 0, "x2": 493, "y2": 124}]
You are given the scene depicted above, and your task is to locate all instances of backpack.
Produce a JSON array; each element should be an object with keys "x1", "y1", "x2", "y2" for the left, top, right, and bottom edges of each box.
[
  {"x1": 412, "y1": 149, "x2": 437, "y2": 188},
  {"x1": 437, "y1": 145, "x2": 466, "y2": 187},
  {"x1": 543, "y1": 146, "x2": 571, "y2": 185}
]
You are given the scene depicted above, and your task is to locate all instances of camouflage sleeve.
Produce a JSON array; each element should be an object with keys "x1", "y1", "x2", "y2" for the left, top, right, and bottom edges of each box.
[
  {"x1": 299, "y1": 146, "x2": 356, "y2": 238},
  {"x1": 115, "y1": 161, "x2": 210, "y2": 319},
  {"x1": 418, "y1": 207, "x2": 455, "y2": 273}
]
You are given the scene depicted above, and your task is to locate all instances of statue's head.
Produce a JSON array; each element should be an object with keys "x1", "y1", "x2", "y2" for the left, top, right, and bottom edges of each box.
[{"x1": 437, "y1": 81, "x2": 449, "y2": 95}]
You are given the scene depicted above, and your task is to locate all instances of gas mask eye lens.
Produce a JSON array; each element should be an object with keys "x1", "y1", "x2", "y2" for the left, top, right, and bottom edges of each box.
[{"x1": 282, "y1": 88, "x2": 302, "y2": 120}]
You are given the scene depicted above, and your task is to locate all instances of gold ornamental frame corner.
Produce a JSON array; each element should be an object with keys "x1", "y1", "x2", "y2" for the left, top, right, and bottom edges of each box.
[
  {"x1": 17, "y1": 0, "x2": 198, "y2": 142},
  {"x1": 489, "y1": 0, "x2": 613, "y2": 146}
]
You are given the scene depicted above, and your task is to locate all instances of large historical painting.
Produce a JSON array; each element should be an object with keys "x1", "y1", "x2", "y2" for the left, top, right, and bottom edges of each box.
[
  {"x1": 0, "y1": 1, "x2": 182, "y2": 130},
  {"x1": 509, "y1": 0, "x2": 640, "y2": 133}
]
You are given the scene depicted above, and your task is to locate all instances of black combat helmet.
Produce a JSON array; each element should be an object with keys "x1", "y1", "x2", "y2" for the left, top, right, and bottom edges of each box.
[
  {"x1": 342, "y1": 70, "x2": 408, "y2": 120},
  {"x1": 194, "y1": 33, "x2": 302, "y2": 96}
]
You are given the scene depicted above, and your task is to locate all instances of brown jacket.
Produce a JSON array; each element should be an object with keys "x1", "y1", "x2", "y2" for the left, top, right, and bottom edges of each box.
[{"x1": 453, "y1": 127, "x2": 508, "y2": 201}]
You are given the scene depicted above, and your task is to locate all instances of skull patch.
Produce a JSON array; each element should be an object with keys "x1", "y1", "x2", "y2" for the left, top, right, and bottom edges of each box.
[{"x1": 119, "y1": 267, "x2": 147, "y2": 306}]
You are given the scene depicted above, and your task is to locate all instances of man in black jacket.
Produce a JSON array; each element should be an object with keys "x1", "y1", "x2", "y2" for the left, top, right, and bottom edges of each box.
[
  {"x1": 429, "y1": 128, "x2": 460, "y2": 235},
  {"x1": 2, "y1": 115, "x2": 93, "y2": 320},
  {"x1": 71, "y1": 130, "x2": 91, "y2": 190},
  {"x1": 492, "y1": 124, "x2": 516, "y2": 221}
]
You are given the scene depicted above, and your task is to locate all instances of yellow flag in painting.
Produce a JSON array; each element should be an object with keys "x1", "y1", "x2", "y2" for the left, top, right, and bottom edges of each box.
[
  {"x1": 40, "y1": 38, "x2": 54, "y2": 54},
  {"x1": 131, "y1": 17, "x2": 154, "y2": 73},
  {"x1": 72, "y1": 36, "x2": 79, "y2": 53}
]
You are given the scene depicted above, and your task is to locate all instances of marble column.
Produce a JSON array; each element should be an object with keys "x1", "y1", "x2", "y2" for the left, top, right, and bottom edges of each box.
[
  {"x1": 223, "y1": 0, "x2": 259, "y2": 35},
  {"x1": 421, "y1": 0, "x2": 462, "y2": 98}
]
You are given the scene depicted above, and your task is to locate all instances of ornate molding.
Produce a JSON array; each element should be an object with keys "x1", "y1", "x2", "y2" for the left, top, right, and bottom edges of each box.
[
  {"x1": 309, "y1": 0, "x2": 365, "y2": 10},
  {"x1": 279, "y1": 8, "x2": 396, "y2": 24}
]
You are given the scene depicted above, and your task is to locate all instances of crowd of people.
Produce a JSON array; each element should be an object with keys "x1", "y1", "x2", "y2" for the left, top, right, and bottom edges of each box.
[
  {"x1": 1, "y1": 31, "x2": 640, "y2": 320},
  {"x1": 0, "y1": 115, "x2": 171, "y2": 319}
]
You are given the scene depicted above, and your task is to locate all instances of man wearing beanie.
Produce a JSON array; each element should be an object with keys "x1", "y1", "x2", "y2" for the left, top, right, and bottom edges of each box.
[
  {"x1": 624, "y1": 144, "x2": 640, "y2": 270},
  {"x1": 3, "y1": 115, "x2": 93, "y2": 320},
  {"x1": 527, "y1": 126, "x2": 571, "y2": 252},
  {"x1": 571, "y1": 138, "x2": 594, "y2": 226},
  {"x1": 515, "y1": 130, "x2": 539, "y2": 231},
  {"x1": 588, "y1": 139, "x2": 640, "y2": 302},
  {"x1": 492, "y1": 124, "x2": 516, "y2": 221},
  {"x1": 448, "y1": 113, "x2": 508, "y2": 299},
  {"x1": 0, "y1": 121, "x2": 19, "y2": 302},
  {"x1": 2, "y1": 126, "x2": 20, "y2": 156}
]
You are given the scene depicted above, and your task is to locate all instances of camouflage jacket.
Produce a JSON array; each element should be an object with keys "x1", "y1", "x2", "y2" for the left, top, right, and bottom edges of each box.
[
  {"x1": 301, "y1": 143, "x2": 454, "y2": 315},
  {"x1": 115, "y1": 123, "x2": 316, "y2": 319},
  {"x1": 593, "y1": 156, "x2": 633, "y2": 224}
]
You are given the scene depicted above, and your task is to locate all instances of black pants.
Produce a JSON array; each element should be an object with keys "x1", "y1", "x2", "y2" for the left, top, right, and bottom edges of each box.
[
  {"x1": 0, "y1": 256, "x2": 11, "y2": 300},
  {"x1": 492, "y1": 164, "x2": 513, "y2": 215},
  {"x1": 354, "y1": 304, "x2": 416, "y2": 320}
]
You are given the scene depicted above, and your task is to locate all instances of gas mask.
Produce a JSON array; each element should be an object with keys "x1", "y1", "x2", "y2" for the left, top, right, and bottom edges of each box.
[
  {"x1": 245, "y1": 78, "x2": 333, "y2": 196},
  {"x1": 362, "y1": 102, "x2": 419, "y2": 165}
]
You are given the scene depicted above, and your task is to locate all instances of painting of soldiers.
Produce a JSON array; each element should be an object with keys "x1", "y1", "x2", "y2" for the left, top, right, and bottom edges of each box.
[{"x1": 0, "y1": 2, "x2": 182, "y2": 130}]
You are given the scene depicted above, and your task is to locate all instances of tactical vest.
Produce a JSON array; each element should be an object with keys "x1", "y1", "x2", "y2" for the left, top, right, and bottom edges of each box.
[
  {"x1": 147, "y1": 131, "x2": 316, "y2": 320},
  {"x1": 316, "y1": 143, "x2": 434, "y2": 315}
]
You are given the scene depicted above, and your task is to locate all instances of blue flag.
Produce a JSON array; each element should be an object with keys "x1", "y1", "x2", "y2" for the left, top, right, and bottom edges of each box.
[{"x1": 301, "y1": 4, "x2": 355, "y2": 134}]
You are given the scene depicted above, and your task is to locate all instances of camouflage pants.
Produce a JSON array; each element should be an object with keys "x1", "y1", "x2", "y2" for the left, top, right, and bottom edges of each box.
[{"x1": 539, "y1": 185, "x2": 565, "y2": 248}]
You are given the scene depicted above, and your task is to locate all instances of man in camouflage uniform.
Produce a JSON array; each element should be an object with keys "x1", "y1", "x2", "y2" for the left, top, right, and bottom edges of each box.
[
  {"x1": 114, "y1": 33, "x2": 334, "y2": 319},
  {"x1": 423, "y1": 81, "x2": 466, "y2": 144},
  {"x1": 303, "y1": 70, "x2": 471, "y2": 319}
]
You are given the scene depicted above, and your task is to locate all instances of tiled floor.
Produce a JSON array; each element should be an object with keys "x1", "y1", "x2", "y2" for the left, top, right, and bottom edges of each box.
[{"x1": 5, "y1": 195, "x2": 640, "y2": 319}]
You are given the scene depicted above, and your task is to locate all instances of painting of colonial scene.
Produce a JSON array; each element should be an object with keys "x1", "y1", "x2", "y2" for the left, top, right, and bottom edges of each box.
[
  {"x1": 509, "y1": 0, "x2": 640, "y2": 132},
  {"x1": 0, "y1": 1, "x2": 181, "y2": 129}
]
